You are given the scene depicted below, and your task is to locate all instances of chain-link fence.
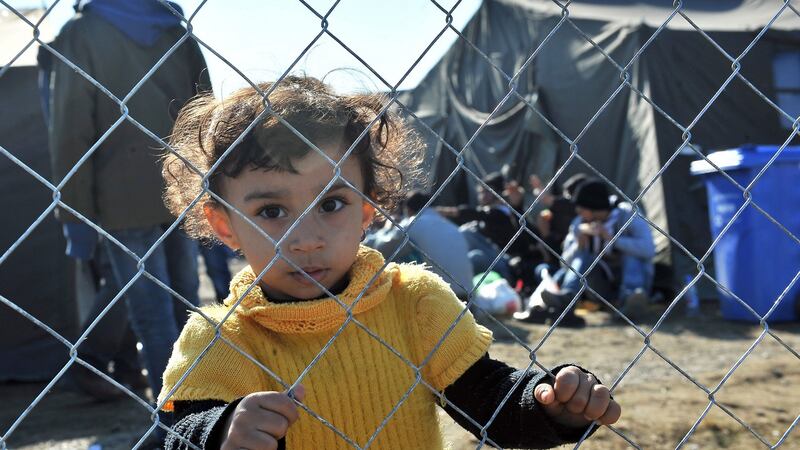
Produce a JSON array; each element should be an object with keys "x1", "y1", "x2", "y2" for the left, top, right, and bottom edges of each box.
[{"x1": 2, "y1": 0, "x2": 800, "y2": 449}]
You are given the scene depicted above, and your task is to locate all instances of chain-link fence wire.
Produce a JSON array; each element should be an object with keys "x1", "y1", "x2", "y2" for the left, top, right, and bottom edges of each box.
[{"x1": 1, "y1": 0, "x2": 800, "y2": 448}]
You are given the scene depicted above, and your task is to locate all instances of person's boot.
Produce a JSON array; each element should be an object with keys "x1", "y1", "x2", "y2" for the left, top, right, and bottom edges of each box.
[
  {"x1": 513, "y1": 305, "x2": 552, "y2": 323},
  {"x1": 539, "y1": 290, "x2": 586, "y2": 328},
  {"x1": 553, "y1": 307, "x2": 586, "y2": 328},
  {"x1": 540, "y1": 289, "x2": 573, "y2": 309},
  {"x1": 514, "y1": 304, "x2": 586, "y2": 328}
]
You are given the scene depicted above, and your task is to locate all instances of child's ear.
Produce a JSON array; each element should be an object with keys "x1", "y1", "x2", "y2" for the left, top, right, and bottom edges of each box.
[
  {"x1": 204, "y1": 202, "x2": 240, "y2": 251},
  {"x1": 361, "y1": 201, "x2": 375, "y2": 231}
]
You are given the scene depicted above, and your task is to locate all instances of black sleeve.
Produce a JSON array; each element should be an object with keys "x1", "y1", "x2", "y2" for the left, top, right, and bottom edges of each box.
[
  {"x1": 165, "y1": 399, "x2": 289, "y2": 450},
  {"x1": 164, "y1": 399, "x2": 241, "y2": 450},
  {"x1": 442, "y1": 354, "x2": 598, "y2": 449}
]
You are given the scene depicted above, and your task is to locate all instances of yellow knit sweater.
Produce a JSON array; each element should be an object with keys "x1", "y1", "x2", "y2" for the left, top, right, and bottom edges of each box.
[{"x1": 159, "y1": 246, "x2": 493, "y2": 449}]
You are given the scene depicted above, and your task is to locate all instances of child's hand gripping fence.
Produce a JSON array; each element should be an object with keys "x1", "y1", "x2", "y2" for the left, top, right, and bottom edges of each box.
[{"x1": 1, "y1": 0, "x2": 800, "y2": 448}]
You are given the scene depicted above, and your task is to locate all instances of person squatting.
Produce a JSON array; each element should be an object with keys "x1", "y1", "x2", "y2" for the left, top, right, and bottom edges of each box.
[{"x1": 158, "y1": 76, "x2": 621, "y2": 450}]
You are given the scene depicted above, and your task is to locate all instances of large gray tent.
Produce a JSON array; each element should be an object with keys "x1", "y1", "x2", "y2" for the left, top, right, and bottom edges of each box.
[
  {"x1": 400, "y1": 0, "x2": 799, "y2": 286},
  {"x1": 2, "y1": 1, "x2": 798, "y2": 381}
]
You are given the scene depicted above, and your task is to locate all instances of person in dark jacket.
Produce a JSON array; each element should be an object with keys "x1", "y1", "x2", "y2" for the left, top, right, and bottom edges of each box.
[
  {"x1": 39, "y1": 42, "x2": 145, "y2": 402},
  {"x1": 437, "y1": 172, "x2": 541, "y2": 280},
  {"x1": 45, "y1": 0, "x2": 210, "y2": 445}
]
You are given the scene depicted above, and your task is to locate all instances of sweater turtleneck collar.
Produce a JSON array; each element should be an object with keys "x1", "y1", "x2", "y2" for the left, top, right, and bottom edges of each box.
[{"x1": 223, "y1": 246, "x2": 398, "y2": 334}]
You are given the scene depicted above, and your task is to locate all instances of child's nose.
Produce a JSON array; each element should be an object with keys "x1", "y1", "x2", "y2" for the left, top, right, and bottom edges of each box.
[
  {"x1": 287, "y1": 217, "x2": 325, "y2": 253},
  {"x1": 288, "y1": 235, "x2": 325, "y2": 253}
]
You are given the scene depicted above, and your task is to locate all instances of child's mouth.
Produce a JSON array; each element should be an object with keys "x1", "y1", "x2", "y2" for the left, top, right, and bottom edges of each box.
[{"x1": 290, "y1": 268, "x2": 328, "y2": 286}]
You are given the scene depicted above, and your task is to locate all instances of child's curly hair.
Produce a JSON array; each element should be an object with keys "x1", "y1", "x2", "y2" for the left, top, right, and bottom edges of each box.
[{"x1": 162, "y1": 76, "x2": 424, "y2": 240}]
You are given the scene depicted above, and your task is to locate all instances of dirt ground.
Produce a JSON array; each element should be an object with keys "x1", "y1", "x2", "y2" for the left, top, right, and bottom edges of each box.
[{"x1": 2, "y1": 300, "x2": 799, "y2": 450}]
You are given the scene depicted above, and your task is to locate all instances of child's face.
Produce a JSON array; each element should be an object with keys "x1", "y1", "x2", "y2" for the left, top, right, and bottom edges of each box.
[{"x1": 206, "y1": 142, "x2": 374, "y2": 301}]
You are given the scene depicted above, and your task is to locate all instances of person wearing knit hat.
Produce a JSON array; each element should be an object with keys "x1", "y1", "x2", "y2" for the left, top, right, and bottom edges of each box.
[
  {"x1": 572, "y1": 179, "x2": 612, "y2": 211},
  {"x1": 516, "y1": 178, "x2": 656, "y2": 326}
]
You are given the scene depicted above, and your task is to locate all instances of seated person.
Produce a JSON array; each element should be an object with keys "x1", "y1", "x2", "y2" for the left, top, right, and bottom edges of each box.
[
  {"x1": 518, "y1": 179, "x2": 656, "y2": 324},
  {"x1": 504, "y1": 173, "x2": 589, "y2": 299},
  {"x1": 401, "y1": 191, "x2": 475, "y2": 300},
  {"x1": 363, "y1": 208, "x2": 423, "y2": 265},
  {"x1": 532, "y1": 173, "x2": 588, "y2": 263},
  {"x1": 437, "y1": 172, "x2": 539, "y2": 279},
  {"x1": 365, "y1": 192, "x2": 475, "y2": 299}
]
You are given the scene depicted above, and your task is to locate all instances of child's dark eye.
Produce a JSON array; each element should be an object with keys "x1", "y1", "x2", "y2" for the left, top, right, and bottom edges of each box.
[
  {"x1": 258, "y1": 205, "x2": 287, "y2": 219},
  {"x1": 319, "y1": 198, "x2": 346, "y2": 213}
]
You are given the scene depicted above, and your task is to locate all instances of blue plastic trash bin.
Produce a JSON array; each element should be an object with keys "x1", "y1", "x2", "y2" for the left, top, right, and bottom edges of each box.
[{"x1": 690, "y1": 145, "x2": 800, "y2": 322}]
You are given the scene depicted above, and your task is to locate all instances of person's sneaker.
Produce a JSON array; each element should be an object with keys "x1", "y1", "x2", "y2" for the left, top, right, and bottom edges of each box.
[{"x1": 618, "y1": 289, "x2": 650, "y2": 322}]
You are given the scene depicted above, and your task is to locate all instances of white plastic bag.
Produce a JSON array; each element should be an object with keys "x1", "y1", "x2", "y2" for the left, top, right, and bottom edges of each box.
[{"x1": 472, "y1": 272, "x2": 522, "y2": 316}]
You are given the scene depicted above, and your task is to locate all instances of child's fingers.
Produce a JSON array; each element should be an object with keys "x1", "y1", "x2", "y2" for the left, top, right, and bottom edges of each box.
[
  {"x1": 241, "y1": 430, "x2": 280, "y2": 450},
  {"x1": 254, "y1": 409, "x2": 292, "y2": 438},
  {"x1": 533, "y1": 382, "x2": 556, "y2": 405},
  {"x1": 596, "y1": 399, "x2": 622, "y2": 425},
  {"x1": 535, "y1": 383, "x2": 566, "y2": 418},
  {"x1": 289, "y1": 384, "x2": 306, "y2": 402},
  {"x1": 553, "y1": 366, "x2": 581, "y2": 403},
  {"x1": 582, "y1": 383, "x2": 611, "y2": 421},
  {"x1": 565, "y1": 372, "x2": 594, "y2": 415},
  {"x1": 223, "y1": 390, "x2": 303, "y2": 450},
  {"x1": 252, "y1": 391, "x2": 301, "y2": 425},
  {"x1": 244, "y1": 429, "x2": 280, "y2": 450},
  {"x1": 221, "y1": 427, "x2": 279, "y2": 450}
]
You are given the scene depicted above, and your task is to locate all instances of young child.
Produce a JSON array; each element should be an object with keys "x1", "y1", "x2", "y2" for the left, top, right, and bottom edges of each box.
[{"x1": 158, "y1": 76, "x2": 621, "y2": 450}]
